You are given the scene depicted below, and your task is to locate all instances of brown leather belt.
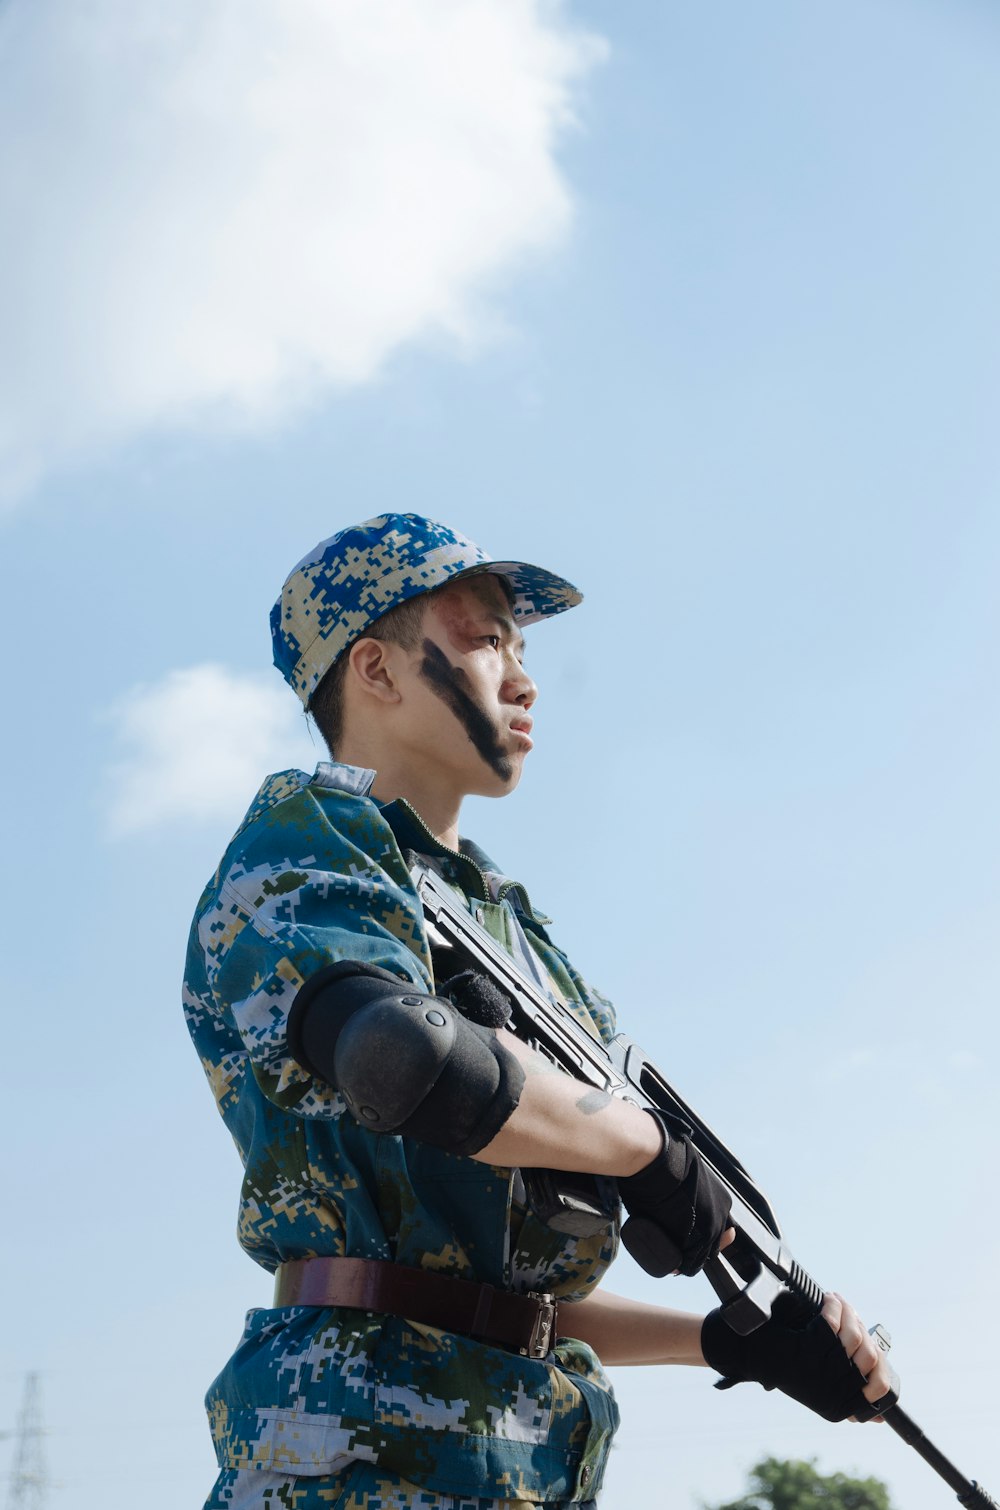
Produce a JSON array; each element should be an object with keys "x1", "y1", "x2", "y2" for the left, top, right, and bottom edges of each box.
[{"x1": 273, "y1": 1257, "x2": 560, "y2": 1359}]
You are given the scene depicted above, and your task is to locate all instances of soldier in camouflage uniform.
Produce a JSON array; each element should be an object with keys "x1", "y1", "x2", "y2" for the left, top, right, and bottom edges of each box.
[{"x1": 185, "y1": 514, "x2": 895, "y2": 1509}]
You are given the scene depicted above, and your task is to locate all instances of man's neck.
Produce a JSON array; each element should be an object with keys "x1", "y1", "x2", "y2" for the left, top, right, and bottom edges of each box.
[{"x1": 353, "y1": 756, "x2": 463, "y2": 853}]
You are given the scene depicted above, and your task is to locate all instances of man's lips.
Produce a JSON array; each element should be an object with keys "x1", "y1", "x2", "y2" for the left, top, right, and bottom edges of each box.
[{"x1": 510, "y1": 719, "x2": 534, "y2": 750}]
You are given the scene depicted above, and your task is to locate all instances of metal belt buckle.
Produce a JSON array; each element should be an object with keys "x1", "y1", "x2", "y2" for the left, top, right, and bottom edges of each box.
[{"x1": 522, "y1": 1293, "x2": 557, "y2": 1359}]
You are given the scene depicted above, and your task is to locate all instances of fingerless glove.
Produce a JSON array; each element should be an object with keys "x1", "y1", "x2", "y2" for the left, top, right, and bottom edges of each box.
[
  {"x1": 618, "y1": 1109, "x2": 732, "y2": 1277},
  {"x1": 701, "y1": 1307, "x2": 894, "y2": 1423}
]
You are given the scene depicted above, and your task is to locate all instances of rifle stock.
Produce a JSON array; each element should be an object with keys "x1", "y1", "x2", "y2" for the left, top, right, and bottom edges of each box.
[{"x1": 412, "y1": 860, "x2": 995, "y2": 1508}]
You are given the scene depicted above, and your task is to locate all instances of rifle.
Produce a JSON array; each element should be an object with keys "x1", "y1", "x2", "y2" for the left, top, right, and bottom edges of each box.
[{"x1": 413, "y1": 860, "x2": 996, "y2": 1510}]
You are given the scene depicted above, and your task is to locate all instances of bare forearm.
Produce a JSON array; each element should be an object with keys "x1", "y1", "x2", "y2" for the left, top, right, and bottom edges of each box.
[
  {"x1": 559, "y1": 1287, "x2": 709, "y2": 1367},
  {"x1": 472, "y1": 1033, "x2": 661, "y2": 1175}
]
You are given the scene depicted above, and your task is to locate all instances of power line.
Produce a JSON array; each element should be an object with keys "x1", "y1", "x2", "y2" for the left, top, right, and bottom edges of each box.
[{"x1": 5, "y1": 1374, "x2": 50, "y2": 1510}]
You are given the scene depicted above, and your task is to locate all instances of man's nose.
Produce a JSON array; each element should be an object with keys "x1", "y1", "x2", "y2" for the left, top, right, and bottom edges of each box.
[{"x1": 505, "y1": 661, "x2": 537, "y2": 708}]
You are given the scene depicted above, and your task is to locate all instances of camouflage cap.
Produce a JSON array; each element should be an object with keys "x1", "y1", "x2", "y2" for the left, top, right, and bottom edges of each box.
[{"x1": 271, "y1": 513, "x2": 583, "y2": 706}]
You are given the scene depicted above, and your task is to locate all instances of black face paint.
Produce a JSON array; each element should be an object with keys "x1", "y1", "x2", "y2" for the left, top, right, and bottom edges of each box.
[{"x1": 419, "y1": 639, "x2": 513, "y2": 781}]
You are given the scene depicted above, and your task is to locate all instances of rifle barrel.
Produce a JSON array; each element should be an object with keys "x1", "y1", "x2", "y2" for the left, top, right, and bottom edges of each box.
[{"x1": 885, "y1": 1407, "x2": 996, "y2": 1506}]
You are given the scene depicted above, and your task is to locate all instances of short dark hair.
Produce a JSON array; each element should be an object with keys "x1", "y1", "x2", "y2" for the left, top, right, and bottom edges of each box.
[{"x1": 309, "y1": 591, "x2": 435, "y2": 757}]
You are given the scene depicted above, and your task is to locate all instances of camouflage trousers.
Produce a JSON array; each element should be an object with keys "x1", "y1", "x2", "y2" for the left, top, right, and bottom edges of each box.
[{"x1": 204, "y1": 1464, "x2": 599, "y2": 1509}]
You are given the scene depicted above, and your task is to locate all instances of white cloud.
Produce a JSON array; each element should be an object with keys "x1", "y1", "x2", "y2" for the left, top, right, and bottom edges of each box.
[
  {"x1": 105, "y1": 663, "x2": 318, "y2": 836},
  {"x1": 0, "y1": 0, "x2": 605, "y2": 499}
]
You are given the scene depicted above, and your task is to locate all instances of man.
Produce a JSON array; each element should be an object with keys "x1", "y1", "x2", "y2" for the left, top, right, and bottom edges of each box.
[{"x1": 184, "y1": 514, "x2": 893, "y2": 1510}]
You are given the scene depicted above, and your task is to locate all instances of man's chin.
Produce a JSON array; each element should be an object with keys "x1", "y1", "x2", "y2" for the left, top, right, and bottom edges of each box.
[{"x1": 472, "y1": 759, "x2": 523, "y2": 799}]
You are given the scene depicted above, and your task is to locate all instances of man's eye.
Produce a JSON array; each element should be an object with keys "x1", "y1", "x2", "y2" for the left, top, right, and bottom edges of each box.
[{"x1": 481, "y1": 634, "x2": 501, "y2": 649}]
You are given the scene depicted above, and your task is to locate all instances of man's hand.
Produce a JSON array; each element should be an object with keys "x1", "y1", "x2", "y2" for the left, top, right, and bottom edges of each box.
[
  {"x1": 820, "y1": 1292, "x2": 899, "y2": 1420},
  {"x1": 701, "y1": 1290, "x2": 900, "y2": 1423},
  {"x1": 618, "y1": 1110, "x2": 735, "y2": 1277}
]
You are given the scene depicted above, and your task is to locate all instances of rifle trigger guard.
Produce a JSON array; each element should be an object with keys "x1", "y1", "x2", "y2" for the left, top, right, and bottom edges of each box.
[{"x1": 719, "y1": 1266, "x2": 785, "y2": 1336}]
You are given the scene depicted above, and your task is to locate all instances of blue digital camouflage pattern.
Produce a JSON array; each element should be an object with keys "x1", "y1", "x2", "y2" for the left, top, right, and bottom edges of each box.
[
  {"x1": 184, "y1": 762, "x2": 619, "y2": 1506},
  {"x1": 206, "y1": 1461, "x2": 599, "y2": 1508},
  {"x1": 270, "y1": 514, "x2": 583, "y2": 706}
]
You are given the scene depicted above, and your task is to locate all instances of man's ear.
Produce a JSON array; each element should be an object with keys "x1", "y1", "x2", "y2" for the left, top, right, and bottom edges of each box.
[{"x1": 346, "y1": 637, "x2": 404, "y2": 704}]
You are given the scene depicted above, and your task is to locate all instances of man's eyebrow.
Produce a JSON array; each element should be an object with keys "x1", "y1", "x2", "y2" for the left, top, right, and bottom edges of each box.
[{"x1": 483, "y1": 611, "x2": 525, "y2": 657}]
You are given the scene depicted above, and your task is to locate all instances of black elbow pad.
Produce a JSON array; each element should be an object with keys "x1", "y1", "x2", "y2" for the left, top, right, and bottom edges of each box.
[{"x1": 287, "y1": 960, "x2": 524, "y2": 1156}]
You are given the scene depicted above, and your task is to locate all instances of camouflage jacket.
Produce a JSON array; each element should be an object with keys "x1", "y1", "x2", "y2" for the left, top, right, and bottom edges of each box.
[{"x1": 183, "y1": 762, "x2": 620, "y2": 1504}]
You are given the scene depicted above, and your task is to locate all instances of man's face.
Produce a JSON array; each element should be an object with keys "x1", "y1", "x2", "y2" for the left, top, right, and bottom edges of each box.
[{"x1": 396, "y1": 573, "x2": 537, "y2": 799}]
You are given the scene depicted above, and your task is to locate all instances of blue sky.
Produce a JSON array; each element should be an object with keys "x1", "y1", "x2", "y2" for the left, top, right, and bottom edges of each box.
[{"x1": 2, "y1": 2, "x2": 998, "y2": 1506}]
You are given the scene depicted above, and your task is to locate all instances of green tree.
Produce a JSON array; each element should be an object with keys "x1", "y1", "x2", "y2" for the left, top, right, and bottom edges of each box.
[{"x1": 706, "y1": 1456, "x2": 895, "y2": 1510}]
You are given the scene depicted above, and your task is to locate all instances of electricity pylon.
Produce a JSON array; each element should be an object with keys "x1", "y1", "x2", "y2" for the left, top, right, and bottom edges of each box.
[{"x1": 5, "y1": 1374, "x2": 49, "y2": 1510}]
